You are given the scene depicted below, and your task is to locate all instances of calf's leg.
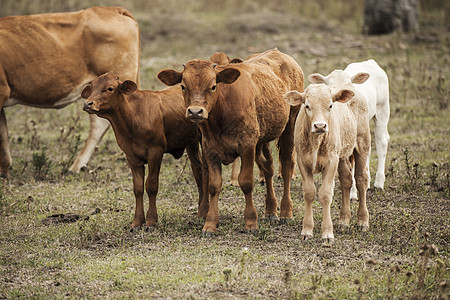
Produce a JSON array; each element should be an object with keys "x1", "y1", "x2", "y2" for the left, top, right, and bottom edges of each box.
[
  {"x1": 69, "y1": 115, "x2": 110, "y2": 172},
  {"x1": 337, "y1": 158, "x2": 353, "y2": 228},
  {"x1": 374, "y1": 117, "x2": 389, "y2": 189},
  {"x1": 239, "y1": 148, "x2": 258, "y2": 232},
  {"x1": 255, "y1": 143, "x2": 277, "y2": 221},
  {"x1": 203, "y1": 159, "x2": 222, "y2": 235},
  {"x1": 354, "y1": 150, "x2": 370, "y2": 231},
  {"x1": 186, "y1": 142, "x2": 209, "y2": 219},
  {"x1": 300, "y1": 172, "x2": 316, "y2": 239},
  {"x1": 277, "y1": 123, "x2": 295, "y2": 220},
  {"x1": 144, "y1": 150, "x2": 163, "y2": 227},
  {"x1": 130, "y1": 164, "x2": 146, "y2": 229},
  {"x1": 0, "y1": 108, "x2": 11, "y2": 177},
  {"x1": 319, "y1": 158, "x2": 339, "y2": 242},
  {"x1": 230, "y1": 158, "x2": 239, "y2": 186}
]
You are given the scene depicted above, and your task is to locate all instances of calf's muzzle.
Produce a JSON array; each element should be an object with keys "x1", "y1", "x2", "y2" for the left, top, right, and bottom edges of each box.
[
  {"x1": 313, "y1": 122, "x2": 327, "y2": 133},
  {"x1": 83, "y1": 101, "x2": 93, "y2": 110},
  {"x1": 186, "y1": 106, "x2": 207, "y2": 122}
]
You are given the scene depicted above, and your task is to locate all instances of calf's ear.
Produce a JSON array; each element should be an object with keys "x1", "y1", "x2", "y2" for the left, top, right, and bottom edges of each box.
[
  {"x1": 120, "y1": 80, "x2": 137, "y2": 95},
  {"x1": 332, "y1": 89, "x2": 355, "y2": 103},
  {"x1": 157, "y1": 69, "x2": 182, "y2": 86},
  {"x1": 351, "y1": 72, "x2": 370, "y2": 84},
  {"x1": 308, "y1": 73, "x2": 325, "y2": 84},
  {"x1": 81, "y1": 85, "x2": 92, "y2": 99},
  {"x1": 216, "y1": 68, "x2": 240, "y2": 84},
  {"x1": 283, "y1": 90, "x2": 305, "y2": 106}
]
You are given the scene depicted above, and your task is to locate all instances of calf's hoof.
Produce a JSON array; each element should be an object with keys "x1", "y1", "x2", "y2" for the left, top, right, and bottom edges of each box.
[
  {"x1": 322, "y1": 237, "x2": 335, "y2": 246},
  {"x1": 202, "y1": 230, "x2": 216, "y2": 237},
  {"x1": 338, "y1": 224, "x2": 350, "y2": 233},
  {"x1": 279, "y1": 217, "x2": 292, "y2": 224},
  {"x1": 129, "y1": 226, "x2": 141, "y2": 233},
  {"x1": 359, "y1": 225, "x2": 369, "y2": 232},
  {"x1": 265, "y1": 215, "x2": 278, "y2": 223},
  {"x1": 245, "y1": 228, "x2": 259, "y2": 235},
  {"x1": 144, "y1": 225, "x2": 156, "y2": 232},
  {"x1": 301, "y1": 234, "x2": 313, "y2": 241}
]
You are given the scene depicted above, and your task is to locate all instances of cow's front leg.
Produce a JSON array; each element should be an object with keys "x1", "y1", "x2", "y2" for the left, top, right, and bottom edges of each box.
[
  {"x1": 202, "y1": 159, "x2": 222, "y2": 235},
  {"x1": 130, "y1": 164, "x2": 145, "y2": 229},
  {"x1": 145, "y1": 149, "x2": 163, "y2": 228},
  {"x1": 300, "y1": 173, "x2": 316, "y2": 239},
  {"x1": 239, "y1": 148, "x2": 257, "y2": 233},
  {"x1": 0, "y1": 108, "x2": 11, "y2": 177},
  {"x1": 319, "y1": 158, "x2": 339, "y2": 242}
]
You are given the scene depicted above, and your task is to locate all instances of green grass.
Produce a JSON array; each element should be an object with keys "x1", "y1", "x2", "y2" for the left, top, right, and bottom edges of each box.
[{"x1": 1, "y1": 0, "x2": 449, "y2": 298}]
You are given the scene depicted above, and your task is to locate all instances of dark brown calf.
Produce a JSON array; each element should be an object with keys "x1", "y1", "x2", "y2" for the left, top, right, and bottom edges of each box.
[
  {"x1": 158, "y1": 49, "x2": 304, "y2": 235},
  {"x1": 82, "y1": 73, "x2": 208, "y2": 229}
]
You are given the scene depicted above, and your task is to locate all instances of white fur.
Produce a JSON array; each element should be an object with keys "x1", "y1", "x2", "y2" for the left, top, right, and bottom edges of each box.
[{"x1": 309, "y1": 59, "x2": 390, "y2": 197}]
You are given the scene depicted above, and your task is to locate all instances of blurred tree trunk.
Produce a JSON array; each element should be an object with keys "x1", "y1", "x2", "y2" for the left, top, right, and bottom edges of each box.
[{"x1": 364, "y1": 0, "x2": 419, "y2": 34}]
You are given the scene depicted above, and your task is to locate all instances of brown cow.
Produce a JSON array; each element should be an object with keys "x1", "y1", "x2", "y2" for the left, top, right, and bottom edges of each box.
[
  {"x1": 209, "y1": 52, "x2": 296, "y2": 186},
  {"x1": 0, "y1": 6, "x2": 140, "y2": 177},
  {"x1": 284, "y1": 83, "x2": 371, "y2": 243},
  {"x1": 158, "y1": 48, "x2": 304, "y2": 235},
  {"x1": 82, "y1": 73, "x2": 208, "y2": 229}
]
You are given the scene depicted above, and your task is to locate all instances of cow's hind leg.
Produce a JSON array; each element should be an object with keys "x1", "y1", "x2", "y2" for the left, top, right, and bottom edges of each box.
[
  {"x1": 230, "y1": 158, "x2": 239, "y2": 186},
  {"x1": 373, "y1": 116, "x2": 389, "y2": 190},
  {"x1": 69, "y1": 114, "x2": 110, "y2": 173},
  {"x1": 338, "y1": 158, "x2": 353, "y2": 231},
  {"x1": 277, "y1": 119, "x2": 295, "y2": 221},
  {"x1": 186, "y1": 142, "x2": 209, "y2": 219},
  {"x1": 239, "y1": 147, "x2": 258, "y2": 233},
  {"x1": 0, "y1": 108, "x2": 11, "y2": 178},
  {"x1": 0, "y1": 78, "x2": 12, "y2": 177},
  {"x1": 255, "y1": 143, "x2": 277, "y2": 222},
  {"x1": 354, "y1": 150, "x2": 370, "y2": 231}
]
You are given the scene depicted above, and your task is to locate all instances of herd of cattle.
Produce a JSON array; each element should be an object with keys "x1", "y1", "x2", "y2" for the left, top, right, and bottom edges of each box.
[{"x1": 0, "y1": 7, "x2": 390, "y2": 242}]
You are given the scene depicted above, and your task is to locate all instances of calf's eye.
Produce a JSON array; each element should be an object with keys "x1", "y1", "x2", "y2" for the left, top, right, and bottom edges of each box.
[
  {"x1": 107, "y1": 87, "x2": 114, "y2": 92},
  {"x1": 211, "y1": 85, "x2": 216, "y2": 91},
  {"x1": 181, "y1": 85, "x2": 186, "y2": 91}
]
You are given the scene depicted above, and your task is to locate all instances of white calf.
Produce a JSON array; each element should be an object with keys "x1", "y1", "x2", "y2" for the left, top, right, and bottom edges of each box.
[{"x1": 309, "y1": 59, "x2": 389, "y2": 198}]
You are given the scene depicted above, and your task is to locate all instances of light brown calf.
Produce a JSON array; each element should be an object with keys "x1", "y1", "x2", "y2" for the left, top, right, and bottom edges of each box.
[
  {"x1": 82, "y1": 73, "x2": 208, "y2": 229},
  {"x1": 158, "y1": 49, "x2": 303, "y2": 234},
  {"x1": 284, "y1": 83, "x2": 370, "y2": 242}
]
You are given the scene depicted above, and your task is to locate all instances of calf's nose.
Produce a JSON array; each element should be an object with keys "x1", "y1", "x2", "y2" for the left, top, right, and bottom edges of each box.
[
  {"x1": 83, "y1": 101, "x2": 93, "y2": 111},
  {"x1": 187, "y1": 106, "x2": 205, "y2": 119},
  {"x1": 313, "y1": 122, "x2": 327, "y2": 132}
]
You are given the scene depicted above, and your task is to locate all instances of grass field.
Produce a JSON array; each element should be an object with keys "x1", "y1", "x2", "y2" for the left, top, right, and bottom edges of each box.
[{"x1": 0, "y1": 0, "x2": 449, "y2": 298}]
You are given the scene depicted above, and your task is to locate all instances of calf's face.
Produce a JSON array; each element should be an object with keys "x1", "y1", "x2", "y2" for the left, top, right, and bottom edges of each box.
[
  {"x1": 158, "y1": 60, "x2": 240, "y2": 122},
  {"x1": 81, "y1": 73, "x2": 137, "y2": 115},
  {"x1": 284, "y1": 84, "x2": 355, "y2": 134}
]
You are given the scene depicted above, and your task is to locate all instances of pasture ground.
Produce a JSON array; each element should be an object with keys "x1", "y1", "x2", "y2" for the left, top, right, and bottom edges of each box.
[{"x1": 0, "y1": 0, "x2": 449, "y2": 298}]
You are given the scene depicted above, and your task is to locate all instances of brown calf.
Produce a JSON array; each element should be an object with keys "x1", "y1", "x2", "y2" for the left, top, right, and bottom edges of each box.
[
  {"x1": 284, "y1": 83, "x2": 371, "y2": 242},
  {"x1": 158, "y1": 49, "x2": 303, "y2": 234},
  {"x1": 82, "y1": 73, "x2": 208, "y2": 229}
]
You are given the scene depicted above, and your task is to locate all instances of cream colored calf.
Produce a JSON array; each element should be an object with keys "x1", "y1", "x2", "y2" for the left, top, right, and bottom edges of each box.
[
  {"x1": 284, "y1": 84, "x2": 371, "y2": 242},
  {"x1": 309, "y1": 59, "x2": 390, "y2": 199}
]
